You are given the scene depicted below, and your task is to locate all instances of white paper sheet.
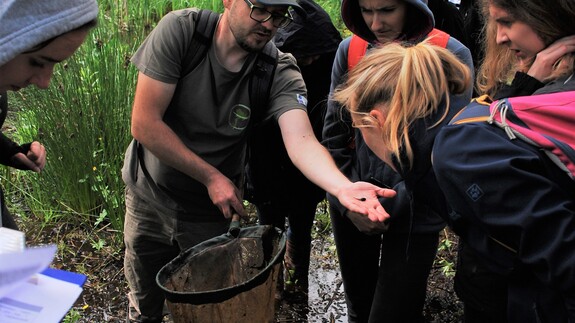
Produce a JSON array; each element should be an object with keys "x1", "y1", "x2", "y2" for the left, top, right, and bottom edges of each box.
[
  {"x1": 0, "y1": 245, "x2": 57, "y2": 299},
  {"x1": 0, "y1": 273, "x2": 83, "y2": 323}
]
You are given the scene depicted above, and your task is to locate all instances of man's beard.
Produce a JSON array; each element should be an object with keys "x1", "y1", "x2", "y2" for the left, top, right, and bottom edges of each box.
[
  {"x1": 238, "y1": 39, "x2": 262, "y2": 52},
  {"x1": 234, "y1": 28, "x2": 271, "y2": 52}
]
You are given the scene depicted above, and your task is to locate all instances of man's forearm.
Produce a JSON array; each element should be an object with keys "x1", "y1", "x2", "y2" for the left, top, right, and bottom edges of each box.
[{"x1": 134, "y1": 121, "x2": 219, "y2": 187}]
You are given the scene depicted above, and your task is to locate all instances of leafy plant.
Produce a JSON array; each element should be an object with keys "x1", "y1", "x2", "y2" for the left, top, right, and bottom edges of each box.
[
  {"x1": 311, "y1": 200, "x2": 333, "y2": 240},
  {"x1": 90, "y1": 238, "x2": 106, "y2": 251},
  {"x1": 62, "y1": 308, "x2": 81, "y2": 323},
  {"x1": 435, "y1": 228, "x2": 457, "y2": 277}
]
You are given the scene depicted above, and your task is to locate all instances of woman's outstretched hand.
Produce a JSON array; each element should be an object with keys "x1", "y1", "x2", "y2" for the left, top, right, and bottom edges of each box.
[{"x1": 335, "y1": 181, "x2": 397, "y2": 222}]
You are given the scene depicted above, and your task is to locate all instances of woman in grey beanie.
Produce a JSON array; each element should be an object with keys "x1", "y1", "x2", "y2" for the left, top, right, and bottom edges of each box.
[{"x1": 0, "y1": 0, "x2": 98, "y2": 229}]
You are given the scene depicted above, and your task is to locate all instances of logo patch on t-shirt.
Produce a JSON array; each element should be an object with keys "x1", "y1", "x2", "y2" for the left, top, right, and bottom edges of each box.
[
  {"x1": 229, "y1": 104, "x2": 251, "y2": 130},
  {"x1": 297, "y1": 94, "x2": 308, "y2": 107}
]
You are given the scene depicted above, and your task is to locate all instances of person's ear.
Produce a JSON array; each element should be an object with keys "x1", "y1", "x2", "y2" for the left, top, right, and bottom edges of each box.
[{"x1": 369, "y1": 109, "x2": 386, "y2": 128}]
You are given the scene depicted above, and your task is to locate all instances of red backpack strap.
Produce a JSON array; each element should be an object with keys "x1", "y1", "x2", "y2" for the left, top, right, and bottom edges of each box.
[
  {"x1": 347, "y1": 29, "x2": 448, "y2": 70},
  {"x1": 427, "y1": 28, "x2": 450, "y2": 48},
  {"x1": 347, "y1": 35, "x2": 369, "y2": 71}
]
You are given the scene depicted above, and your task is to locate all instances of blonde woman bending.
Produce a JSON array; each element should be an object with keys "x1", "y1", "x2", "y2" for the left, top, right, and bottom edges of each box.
[
  {"x1": 333, "y1": 40, "x2": 473, "y2": 320},
  {"x1": 334, "y1": 40, "x2": 476, "y2": 321},
  {"x1": 334, "y1": 41, "x2": 470, "y2": 183}
]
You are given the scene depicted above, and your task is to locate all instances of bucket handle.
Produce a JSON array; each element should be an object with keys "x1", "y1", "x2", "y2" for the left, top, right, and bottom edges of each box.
[{"x1": 229, "y1": 213, "x2": 241, "y2": 237}]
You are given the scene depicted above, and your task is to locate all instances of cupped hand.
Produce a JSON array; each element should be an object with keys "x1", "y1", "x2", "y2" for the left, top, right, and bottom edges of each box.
[
  {"x1": 335, "y1": 181, "x2": 397, "y2": 222},
  {"x1": 346, "y1": 210, "x2": 390, "y2": 235},
  {"x1": 527, "y1": 35, "x2": 575, "y2": 81},
  {"x1": 12, "y1": 141, "x2": 46, "y2": 173}
]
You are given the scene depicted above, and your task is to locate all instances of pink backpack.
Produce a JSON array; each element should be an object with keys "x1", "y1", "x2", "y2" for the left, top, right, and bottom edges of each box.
[{"x1": 450, "y1": 91, "x2": 575, "y2": 180}]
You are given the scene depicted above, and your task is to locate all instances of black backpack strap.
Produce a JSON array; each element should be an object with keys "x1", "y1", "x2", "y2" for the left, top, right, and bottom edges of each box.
[
  {"x1": 249, "y1": 41, "x2": 278, "y2": 125},
  {"x1": 182, "y1": 9, "x2": 277, "y2": 121},
  {"x1": 135, "y1": 11, "x2": 220, "y2": 194},
  {"x1": 243, "y1": 42, "x2": 278, "y2": 203},
  {"x1": 181, "y1": 9, "x2": 220, "y2": 77}
]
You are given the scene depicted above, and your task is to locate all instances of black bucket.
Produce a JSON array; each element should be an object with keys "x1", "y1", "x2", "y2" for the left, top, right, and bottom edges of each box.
[{"x1": 156, "y1": 223, "x2": 286, "y2": 323}]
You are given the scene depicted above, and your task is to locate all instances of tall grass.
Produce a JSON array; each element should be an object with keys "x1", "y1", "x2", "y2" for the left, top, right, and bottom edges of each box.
[
  {"x1": 10, "y1": 12, "x2": 140, "y2": 230},
  {"x1": 6, "y1": 0, "x2": 344, "y2": 234}
]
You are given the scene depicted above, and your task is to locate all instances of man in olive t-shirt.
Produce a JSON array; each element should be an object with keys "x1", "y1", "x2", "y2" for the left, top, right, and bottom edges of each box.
[{"x1": 121, "y1": 0, "x2": 395, "y2": 321}]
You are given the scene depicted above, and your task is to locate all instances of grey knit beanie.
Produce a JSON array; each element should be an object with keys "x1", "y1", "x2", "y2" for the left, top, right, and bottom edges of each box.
[{"x1": 0, "y1": 0, "x2": 99, "y2": 66}]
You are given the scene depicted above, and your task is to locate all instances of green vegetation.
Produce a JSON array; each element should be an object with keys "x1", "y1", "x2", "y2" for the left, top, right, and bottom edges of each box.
[
  {"x1": 436, "y1": 229, "x2": 457, "y2": 277},
  {"x1": 6, "y1": 0, "x2": 343, "y2": 238}
]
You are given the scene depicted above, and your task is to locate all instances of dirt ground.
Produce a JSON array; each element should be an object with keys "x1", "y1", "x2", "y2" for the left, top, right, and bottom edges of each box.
[
  {"x1": 274, "y1": 228, "x2": 463, "y2": 323},
  {"x1": 20, "y1": 215, "x2": 463, "y2": 322}
]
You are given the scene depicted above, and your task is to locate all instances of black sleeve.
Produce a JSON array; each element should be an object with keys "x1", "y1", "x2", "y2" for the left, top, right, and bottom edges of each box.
[
  {"x1": 493, "y1": 72, "x2": 545, "y2": 100},
  {"x1": 0, "y1": 92, "x2": 33, "y2": 170},
  {"x1": 0, "y1": 92, "x2": 20, "y2": 166},
  {"x1": 0, "y1": 133, "x2": 31, "y2": 169}
]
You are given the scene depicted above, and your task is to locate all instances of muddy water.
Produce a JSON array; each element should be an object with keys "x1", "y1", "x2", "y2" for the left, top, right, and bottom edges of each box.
[
  {"x1": 306, "y1": 267, "x2": 347, "y2": 322},
  {"x1": 275, "y1": 234, "x2": 348, "y2": 323}
]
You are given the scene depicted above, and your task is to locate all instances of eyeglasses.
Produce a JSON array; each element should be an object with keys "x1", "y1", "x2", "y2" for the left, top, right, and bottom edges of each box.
[{"x1": 243, "y1": 0, "x2": 293, "y2": 28}]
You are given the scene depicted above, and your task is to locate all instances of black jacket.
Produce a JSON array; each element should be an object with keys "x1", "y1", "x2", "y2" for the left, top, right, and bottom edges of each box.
[
  {"x1": 245, "y1": 0, "x2": 342, "y2": 205},
  {"x1": 0, "y1": 92, "x2": 31, "y2": 169}
]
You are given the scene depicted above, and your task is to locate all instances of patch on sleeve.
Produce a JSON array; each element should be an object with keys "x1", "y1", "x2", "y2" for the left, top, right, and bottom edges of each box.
[
  {"x1": 296, "y1": 94, "x2": 308, "y2": 107},
  {"x1": 466, "y1": 183, "x2": 484, "y2": 201}
]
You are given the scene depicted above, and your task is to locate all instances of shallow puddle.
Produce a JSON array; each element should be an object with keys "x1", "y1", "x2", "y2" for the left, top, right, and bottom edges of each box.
[{"x1": 275, "y1": 234, "x2": 347, "y2": 323}]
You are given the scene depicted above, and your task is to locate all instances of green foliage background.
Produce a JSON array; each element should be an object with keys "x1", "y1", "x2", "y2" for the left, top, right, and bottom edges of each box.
[{"x1": 5, "y1": 0, "x2": 344, "y2": 234}]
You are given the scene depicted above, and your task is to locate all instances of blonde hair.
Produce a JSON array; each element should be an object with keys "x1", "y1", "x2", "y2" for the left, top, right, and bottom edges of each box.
[
  {"x1": 476, "y1": 0, "x2": 575, "y2": 95},
  {"x1": 333, "y1": 41, "x2": 471, "y2": 169}
]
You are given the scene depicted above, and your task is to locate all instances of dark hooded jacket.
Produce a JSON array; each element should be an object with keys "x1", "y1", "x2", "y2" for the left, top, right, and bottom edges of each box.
[
  {"x1": 0, "y1": 93, "x2": 31, "y2": 168},
  {"x1": 272, "y1": 0, "x2": 341, "y2": 61},
  {"x1": 433, "y1": 73, "x2": 575, "y2": 322},
  {"x1": 0, "y1": 92, "x2": 33, "y2": 230},
  {"x1": 322, "y1": 0, "x2": 474, "y2": 233},
  {"x1": 245, "y1": 0, "x2": 342, "y2": 205}
]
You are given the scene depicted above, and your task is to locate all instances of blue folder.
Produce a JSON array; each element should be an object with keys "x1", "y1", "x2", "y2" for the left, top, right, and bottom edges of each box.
[{"x1": 40, "y1": 268, "x2": 87, "y2": 287}]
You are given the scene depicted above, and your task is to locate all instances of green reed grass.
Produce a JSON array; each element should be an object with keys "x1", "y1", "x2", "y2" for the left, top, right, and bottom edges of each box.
[{"x1": 6, "y1": 0, "x2": 345, "y2": 234}]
